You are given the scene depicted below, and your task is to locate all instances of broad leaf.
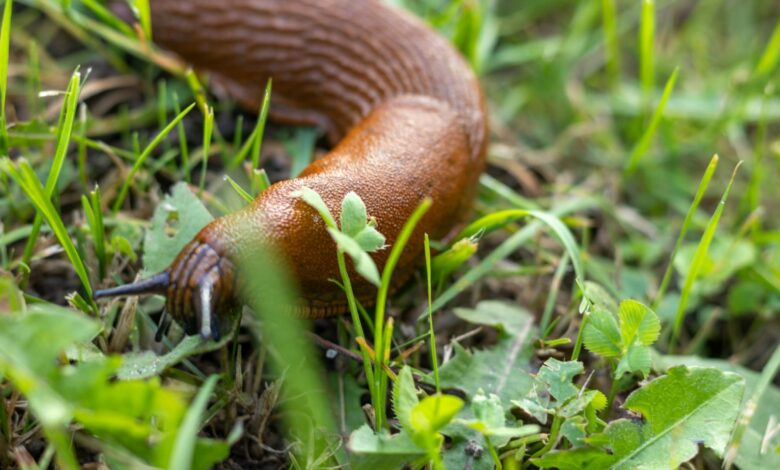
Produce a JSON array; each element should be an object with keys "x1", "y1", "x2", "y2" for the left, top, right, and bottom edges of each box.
[
  {"x1": 143, "y1": 182, "x2": 214, "y2": 274},
  {"x1": 348, "y1": 425, "x2": 426, "y2": 470},
  {"x1": 582, "y1": 308, "x2": 621, "y2": 358},
  {"x1": 533, "y1": 366, "x2": 745, "y2": 469}
]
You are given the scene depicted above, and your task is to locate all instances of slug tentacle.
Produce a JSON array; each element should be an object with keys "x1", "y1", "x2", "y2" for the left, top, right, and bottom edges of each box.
[{"x1": 94, "y1": 239, "x2": 236, "y2": 342}]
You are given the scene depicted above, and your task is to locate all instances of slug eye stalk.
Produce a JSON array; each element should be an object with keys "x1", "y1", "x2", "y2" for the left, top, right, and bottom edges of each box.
[{"x1": 93, "y1": 240, "x2": 237, "y2": 342}]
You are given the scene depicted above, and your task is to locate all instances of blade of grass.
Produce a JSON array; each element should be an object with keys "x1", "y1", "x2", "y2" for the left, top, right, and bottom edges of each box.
[
  {"x1": 601, "y1": 0, "x2": 619, "y2": 87},
  {"x1": 639, "y1": 0, "x2": 655, "y2": 101},
  {"x1": 229, "y1": 79, "x2": 272, "y2": 170},
  {"x1": 1, "y1": 158, "x2": 93, "y2": 300},
  {"x1": 172, "y1": 92, "x2": 190, "y2": 182},
  {"x1": 754, "y1": 19, "x2": 780, "y2": 79},
  {"x1": 0, "y1": 0, "x2": 13, "y2": 154},
  {"x1": 424, "y1": 234, "x2": 440, "y2": 394},
  {"x1": 21, "y1": 70, "x2": 82, "y2": 269},
  {"x1": 223, "y1": 175, "x2": 253, "y2": 204},
  {"x1": 112, "y1": 102, "x2": 195, "y2": 213},
  {"x1": 168, "y1": 375, "x2": 219, "y2": 470},
  {"x1": 427, "y1": 197, "x2": 598, "y2": 316},
  {"x1": 373, "y1": 197, "x2": 431, "y2": 431},
  {"x1": 652, "y1": 154, "x2": 719, "y2": 309},
  {"x1": 669, "y1": 161, "x2": 742, "y2": 352},
  {"x1": 81, "y1": 186, "x2": 106, "y2": 281},
  {"x1": 723, "y1": 343, "x2": 780, "y2": 468},
  {"x1": 626, "y1": 66, "x2": 679, "y2": 173},
  {"x1": 131, "y1": 0, "x2": 152, "y2": 41},
  {"x1": 198, "y1": 106, "x2": 214, "y2": 194}
]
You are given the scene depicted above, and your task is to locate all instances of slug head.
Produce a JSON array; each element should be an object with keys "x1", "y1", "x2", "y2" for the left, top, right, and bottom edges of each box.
[{"x1": 94, "y1": 239, "x2": 237, "y2": 341}]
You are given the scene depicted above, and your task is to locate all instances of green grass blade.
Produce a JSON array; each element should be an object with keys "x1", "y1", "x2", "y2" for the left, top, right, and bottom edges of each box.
[
  {"x1": 723, "y1": 343, "x2": 780, "y2": 467},
  {"x1": 626, "y1": 66, "x2": 680, "y2": 173},
  {"x1": 229, "y1": 79, "x2": 272, "y2": 170},
  {"x1": 168, "y1": 375, "x2": 219, "y2": 470},
  {"x1": 198, "y1": 106, "x2": 214, "y2": 193},
  {"x1": 639, "y1": 0, "x2": 655, "y2": 99},
  {"x1": 372, "y1": 197, "x2": 431, "y2": 430},
  {"x1": 1, "y1": 158, "x2": 93, "y2": 299},
  {"x1": 669, "y1": 161, "x2": 742, "y2": 352},
  {"x1": 172, "y1": 92, "x2": 190, "y2": 182},
  {"x1": 653, "y1": 154, "x2": 719, "y2": 309},
  {"x1": 601, "y1": 0, "x2": 620, "y2": 87},
  {"x1": 224, "y1": 175, "x2": 253, "y2": 204},
  {"x1": 428, "y1": 197, "x2": 598, "y2": 316},
  {"x1": 424, "y1": 234, "x2": 440, "y2": 394},
  {"x1": 132, "y1": 0, "x2": 152, "y2": 40},
  {"x1": 112, "y1": 102, "x2": 195, "y2": 213},
  {"x1": 0, "y1": 0, "x2": 12, "y2": 154},
  {"x1": 21, "y1": 70, "x2": 81, "y2": 267},
  {"x1": 82, "y1": 187, "x2": 106, "y2": 280},
  {"x1": 754, "y1": 19, "x2": 780, "y2": 78}
]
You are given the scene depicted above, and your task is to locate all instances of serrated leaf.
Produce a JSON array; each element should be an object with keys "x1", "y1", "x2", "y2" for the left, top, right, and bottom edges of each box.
[
  {"x1": 653, "y1": 355, "x2": 780, "y2": 469},
  {"x1": 393, "y1": 366, "x2": 418, "y2": 432},
  {"x1": 143, "y1": 182, "x2": 214, "y2": 274},
  {"x1": 340, "y1": 191, "x2": 368, "y2": 237},
  {"x1": 536, "y1": 358, "x2": 583, "y2": 404},
  {"x1": 583, "y1": 308, "x2": 622, "y2": 358},
  {"x1": 618, "y1": 300, "x2": 660, "y2": 347},
  {"x1": 534, "y1": 366, "x2": 745, "y2": 469},
  {"x1": 327, "y1": 228, "x2": 381, "y2": 286},
  {"x1": 437, "y1": 330, "x2": 535, "y2": 412}
]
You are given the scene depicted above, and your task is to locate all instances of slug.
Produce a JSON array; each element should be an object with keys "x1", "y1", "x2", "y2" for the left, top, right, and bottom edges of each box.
[{"x1": 94, "y1": 0, "x2": 487, "y2": 340}]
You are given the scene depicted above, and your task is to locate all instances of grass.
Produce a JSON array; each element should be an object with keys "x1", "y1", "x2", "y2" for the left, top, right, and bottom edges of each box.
[{"x1": 0, "y1": 0, "x2": 779, "y2": 468}]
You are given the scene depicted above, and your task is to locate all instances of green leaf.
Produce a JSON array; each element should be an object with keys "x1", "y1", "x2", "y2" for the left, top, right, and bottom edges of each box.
[
  {"x1": 116, "y1": 327, "x2": 236, "y2": 380},
  {"x1": 437, "y1": 316, "x2": 535, "y2": 411},
  {"x1": 143, "y1": 182, "x2": 214, "y2": 274},
  {"x1": 348, "y1": 425, "x2": 426, "y2": 470},
  {"x1": 618, "y1": 300, "x2": 660, "y2": 347},
  {"x1": 411, "y1": 394, "x2": 464, "y2": 436},
  {"x1": 534, "y1": 366, "x2": 745, "y2": 469},
  {"x1": 453, "y1": 300, "x2": 534, "y2": 337},
  {"x1": 170, "y1": 375, "x2": 227, "y2": 470},
  {"x1": 295, "y1": 186, "x2": 336, "y2": 228},
  {"x1": 654, "y1": 355, "x2": 780, "y2": 469},
  {"x1": 583, "y1": 308, "x2": 622, "y2": 358},
  {"x1": 393, "y1": 366, "x2": 419, "y2": 432},
  {"x1": 431, "y1": 236, "x2": 478, "y2": 285},
  {"x1": 465, "y1": 390, "x2": 538, "y2": 448},
  {"x1": 341, "y1": 191, "x2": 368, "y2": 237},
  {"x1": 584, "y1": 281, "x2": 619, "y2": 315},
  {"x1": 327, "y1": 228, "x2": 381, "y2": 286},
  {"x1": 352, "y1": 225, "x2": 386, "y2": 252},
  {"x1": 536, "y1": 358, "x2": 584, "y2": 404}
]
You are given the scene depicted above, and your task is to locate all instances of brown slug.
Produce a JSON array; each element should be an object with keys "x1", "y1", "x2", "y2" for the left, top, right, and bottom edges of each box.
[{"x1": 94, "y1": 0, "x2": 487, "y2": 340}]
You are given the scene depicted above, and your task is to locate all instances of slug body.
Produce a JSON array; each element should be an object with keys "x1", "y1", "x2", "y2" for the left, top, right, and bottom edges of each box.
[{"x1": 95, "y1": 0, "x2": 487, "y2": 339}]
